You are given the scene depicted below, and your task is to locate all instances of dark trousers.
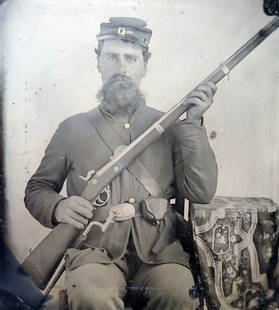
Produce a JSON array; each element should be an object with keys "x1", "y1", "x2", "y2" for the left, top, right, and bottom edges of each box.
[{"x1": 65, "y1": 261, "x2": 198, "y2": 310}]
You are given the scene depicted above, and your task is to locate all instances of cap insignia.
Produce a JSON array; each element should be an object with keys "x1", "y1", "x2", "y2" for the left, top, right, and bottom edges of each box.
[{"x1": 118, "y1": 27, "x2": 126, "y2": 37}]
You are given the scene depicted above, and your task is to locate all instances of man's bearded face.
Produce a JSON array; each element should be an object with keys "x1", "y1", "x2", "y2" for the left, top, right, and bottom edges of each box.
[
  {"x1": 97, "y1": 73, "x2": 145, "y2": 114},
  {"x1": 96, "y1": 39, "x2": 147, "y2": 114}
]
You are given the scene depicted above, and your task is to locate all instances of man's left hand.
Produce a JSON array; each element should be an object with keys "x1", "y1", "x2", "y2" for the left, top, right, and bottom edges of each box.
[{"x1": 185, "y1": 81, "x2": 217, "y2": 120}]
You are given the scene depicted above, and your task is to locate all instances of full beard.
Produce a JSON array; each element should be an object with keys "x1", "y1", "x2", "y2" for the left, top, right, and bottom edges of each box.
[{"x1": 97, "y1": 74, "x2": 145, "y2": 116}]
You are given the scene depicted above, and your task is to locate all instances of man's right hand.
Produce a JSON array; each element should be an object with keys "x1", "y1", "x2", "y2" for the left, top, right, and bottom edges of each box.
[{"x1": 53, "y1": 196, "x2": 94, "y2": 230}]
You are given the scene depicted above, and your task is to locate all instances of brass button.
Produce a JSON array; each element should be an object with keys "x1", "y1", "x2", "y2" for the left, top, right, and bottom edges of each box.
[
  {"x1": 123, "y1": 123, "x2": 130, "y2": 129},
  {"x1": 128, "y1": 197, "x2": 136, "y2": 204}
]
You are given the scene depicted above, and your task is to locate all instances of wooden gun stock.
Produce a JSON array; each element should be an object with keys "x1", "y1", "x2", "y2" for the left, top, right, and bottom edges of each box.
[
  {"x1": 20, "y1": 224, "x2": 79, "y2": 289},
  {"x1": 20, "y1": 17, "x2": 279, "y2": 291}
]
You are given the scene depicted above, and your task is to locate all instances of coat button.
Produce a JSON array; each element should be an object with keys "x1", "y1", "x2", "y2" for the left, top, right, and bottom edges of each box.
[
  {"x1": 123, "y1": 123, "x2": 130, "y2": 129},
  {"x1": 128, "y1": 197, "x2": 136, "y2": 204}
]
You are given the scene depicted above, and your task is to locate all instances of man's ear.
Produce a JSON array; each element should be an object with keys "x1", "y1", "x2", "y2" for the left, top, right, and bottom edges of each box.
[
  {"x1": 97, "y1": 56, "x2": 101, "y2": 73},
  {"x1": 142, "y1": 62, "x2": 148, "y2": 77},
  {"x1": 95, "y1": 47, "x2": 102, "y2": 73}
]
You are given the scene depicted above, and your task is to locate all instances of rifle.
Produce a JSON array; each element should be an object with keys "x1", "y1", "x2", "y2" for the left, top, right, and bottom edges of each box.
[{"x1": 20, "y1": 17, "x2": 279, "y2": 293}]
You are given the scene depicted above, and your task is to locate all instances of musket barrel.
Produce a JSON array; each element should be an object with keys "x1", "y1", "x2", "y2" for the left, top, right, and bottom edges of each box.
[{"x1": 204, "y1": 16, "x2": 279, "y2": 85}]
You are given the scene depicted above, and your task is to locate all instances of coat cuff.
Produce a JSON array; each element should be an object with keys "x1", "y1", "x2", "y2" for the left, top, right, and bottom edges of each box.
[{"x1": 38, "y1": 193, "x2": 66, "y2": 229}]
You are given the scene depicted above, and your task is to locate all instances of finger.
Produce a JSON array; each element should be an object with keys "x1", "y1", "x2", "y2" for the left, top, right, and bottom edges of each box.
[
  {"x1": 70, "y1": 212, "x2": 89, "y2": 225},
  {"x1": 195, "y1": 85, "x2": 213, "y2": 98},
  {"x1": 74, "y1": 196, "x2": 94, "y2": 212},
  {"x1": 186, "y1": 97, "x2": 207, "y2": 107},
  {"x1": 63, "y1": 217, "x2": 85, "y2": 230},
  {"x1": 188, "y1": 91, "x2": 207, "y2": 102},
  {"x1": 188, "y1": 94, "x2": 213, "y2": 107},
  {"x1": 206, "y1": 81, "x2": 217, "y2": 94},
  {"x1": 73, "y1": 205, "x2": 93, "y2": 219},
  {"x1": 187, "y1": 107, "x2": 203, "y2": 120}
]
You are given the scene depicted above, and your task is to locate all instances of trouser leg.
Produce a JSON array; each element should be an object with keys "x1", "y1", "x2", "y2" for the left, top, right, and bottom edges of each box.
[
  {"x1": 131, "y1": 263, "x2": 199, "y2": 310},
  {"x1": 65, "y1": 263, "x2": 127, "y2": 310}
]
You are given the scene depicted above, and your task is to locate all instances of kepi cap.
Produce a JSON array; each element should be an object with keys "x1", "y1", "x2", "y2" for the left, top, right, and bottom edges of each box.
[{"x1": 97, "y1": 17, "x2": 152, "y2": 49}]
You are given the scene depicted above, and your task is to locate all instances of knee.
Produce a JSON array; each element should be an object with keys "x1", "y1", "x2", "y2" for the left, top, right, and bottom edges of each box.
[
  {"x1": 68, "y1": 286, "x2": 124, "y2": 310},
  {"x1": 148, "y1": 286, "x2": 198, "y2": 310},
  {"x1": 67, "y1": 285, "x2": 96, "y2": 309}
]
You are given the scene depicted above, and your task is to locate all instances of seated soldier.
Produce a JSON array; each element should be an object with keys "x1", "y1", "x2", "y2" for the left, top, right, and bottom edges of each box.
[{"x1": 25, "y1": 17, "x2": 218, "y2": 310}]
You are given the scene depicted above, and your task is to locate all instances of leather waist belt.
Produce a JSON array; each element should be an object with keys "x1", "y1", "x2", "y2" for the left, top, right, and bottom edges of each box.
[
  {"x1": 82, "y1": 198, "x2": 173, "y2": 241},
  {"x1": 92, "y1": 198, "x2": 173, "y2": 226},
  {"x1": 92, "y1": 202, "x2": 141, "y2": 223}
]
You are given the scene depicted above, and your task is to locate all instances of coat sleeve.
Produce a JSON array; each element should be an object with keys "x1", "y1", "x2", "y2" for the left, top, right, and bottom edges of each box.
[
  {"x1": 171, "y1": 119, "x2": 218, "y2": 204},
  {"x1": 24, "y1": 121, "x2": 72, "y2": 228}
]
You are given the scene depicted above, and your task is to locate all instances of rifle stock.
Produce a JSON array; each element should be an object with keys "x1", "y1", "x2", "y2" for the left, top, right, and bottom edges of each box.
[
  {"x1": 20, "y1": 224, "x2": 79, "y2": 289},
  {"x1": 20, "y1": 17, "x2": 279, "y2": 291}
]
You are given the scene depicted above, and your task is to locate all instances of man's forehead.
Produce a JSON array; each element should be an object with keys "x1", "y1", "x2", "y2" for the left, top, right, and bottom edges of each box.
[{"x1": 101, "y1": 39, "x2": 144, "y2": 55}]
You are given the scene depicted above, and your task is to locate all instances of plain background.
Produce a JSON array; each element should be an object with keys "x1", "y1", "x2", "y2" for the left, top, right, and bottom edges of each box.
[{"x1": 1, "y1": 0, "x2": 278, "y2": 261}]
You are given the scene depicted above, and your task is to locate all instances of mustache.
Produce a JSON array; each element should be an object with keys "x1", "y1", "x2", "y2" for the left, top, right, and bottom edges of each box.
[{"x1": 106, "y1": 73, "x2": 134, "y2": 85}]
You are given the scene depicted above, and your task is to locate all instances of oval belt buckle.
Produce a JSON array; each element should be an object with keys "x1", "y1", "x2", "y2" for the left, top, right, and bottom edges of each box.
[
  {"x1": 93, "y1": 185, "x2": 110, "y2": 207},
  {"x1": 110, "y1": 203, "x2": 136, "y2": 221},
  {"x1": 82, "y1": 203, "x2": 135, "y2": 238}
]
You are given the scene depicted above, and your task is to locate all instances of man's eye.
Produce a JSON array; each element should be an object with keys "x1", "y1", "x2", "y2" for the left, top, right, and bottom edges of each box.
[
  {"x1": 126, "y1": 55, "x2": 137, "y2": 63},
  {"x1": 108, "y1": 55, "x2": 118, "y2": 62}
]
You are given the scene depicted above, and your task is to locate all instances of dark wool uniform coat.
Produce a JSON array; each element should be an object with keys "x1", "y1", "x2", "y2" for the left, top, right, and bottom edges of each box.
[{"x1": 24, "y1": 104, "x2": 217, "y2": 271}]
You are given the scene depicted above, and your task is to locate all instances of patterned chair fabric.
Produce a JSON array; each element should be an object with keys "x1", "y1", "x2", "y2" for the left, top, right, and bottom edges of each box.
[{"x1": 191, "y1": 196, "x2": 279, "y2": 309}]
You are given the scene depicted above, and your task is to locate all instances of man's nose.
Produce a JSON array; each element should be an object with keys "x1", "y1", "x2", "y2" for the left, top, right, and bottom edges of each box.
[{"x1": 117, "y1": 56, "x2": 127, "y2": 74}]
